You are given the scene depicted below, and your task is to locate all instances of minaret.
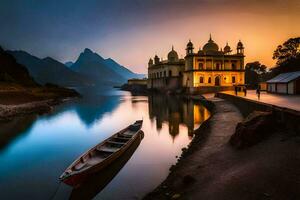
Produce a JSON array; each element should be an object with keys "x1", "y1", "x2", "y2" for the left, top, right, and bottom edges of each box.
[
  {"x1": 237, "y1": 40, "x2": 244, "y2": 54},
  {"x1": 148, "y1": 58, "x2": 153, "y2": 68},
  {"x1": 186, "y1": 39, "x2": 194, "y2": 55},
  {"x1": 154, "y1": 55, "x2": 160, "y2": 65}
]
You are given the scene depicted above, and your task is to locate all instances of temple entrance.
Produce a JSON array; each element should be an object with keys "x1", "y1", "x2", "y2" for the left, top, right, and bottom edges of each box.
[{"x1": 215, "y1": 76, "x2": 220, "y2": 86}]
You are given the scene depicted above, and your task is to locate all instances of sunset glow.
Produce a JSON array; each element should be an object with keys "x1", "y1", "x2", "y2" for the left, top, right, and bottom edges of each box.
[{"x1": 0, "y1": 0, "x2": 299, "y2": 73}]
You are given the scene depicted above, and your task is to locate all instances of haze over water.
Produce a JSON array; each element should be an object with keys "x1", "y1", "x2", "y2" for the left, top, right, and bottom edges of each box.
[{"x1": 0, "y1": 88, "x2": 210, "y2": 200}]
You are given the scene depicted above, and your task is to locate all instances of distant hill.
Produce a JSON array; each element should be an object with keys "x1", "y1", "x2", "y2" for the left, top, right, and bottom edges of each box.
[
  {"x1": 64, "y1": 61, "x2": 74, "y2": 68},
  {"x1": 104, "y1": 58, "x2": 145, "y2": 80},
  {"x1": 71, "y1": 48, "x2": 127, "y2": 85},
  {"x1": 7, "y1": 50, "x2": 93, "y2": 87},
  {"x1": 0, "y1": 46, "x2": 37, "y2": 86}
]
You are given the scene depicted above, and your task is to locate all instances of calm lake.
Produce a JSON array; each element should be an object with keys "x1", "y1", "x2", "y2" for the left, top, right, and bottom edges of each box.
[{"x1": 0, "y1": 88, "x2": 210, "y2": 200}]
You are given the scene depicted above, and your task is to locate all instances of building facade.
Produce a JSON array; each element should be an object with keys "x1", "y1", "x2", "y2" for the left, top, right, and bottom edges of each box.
[
  {"x1": 148, "y1": 35, "x2": 245, "y2": 93},
  {"x1": 147, "y1": 46, "x2": 185, "y2": 90},
  {"x1": 266, "y1": 71, "x2": 300, "y2": 94}
]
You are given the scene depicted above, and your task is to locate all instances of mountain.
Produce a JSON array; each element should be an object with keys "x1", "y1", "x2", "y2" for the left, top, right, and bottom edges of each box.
[
  {"x1": 7, "y1": 50, "x2": 93, "y2": 87},
  {"x1": 71, "y1": 48, "x2": 127, "y2": 85},
  {"x1": 0, "y1": 46, "x2": 37, "y2": 86},
  {"x1": 104, "y1": 58, "x2": 145, "y2": 80},
  {"x1": 65, "y1": 61, "x2": 74, "y2": 67}
]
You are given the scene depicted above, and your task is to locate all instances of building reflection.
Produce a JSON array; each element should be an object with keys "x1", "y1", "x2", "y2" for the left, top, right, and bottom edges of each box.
[{"x1": 148, "y1": 94, "x2": 210, "y2": 139}]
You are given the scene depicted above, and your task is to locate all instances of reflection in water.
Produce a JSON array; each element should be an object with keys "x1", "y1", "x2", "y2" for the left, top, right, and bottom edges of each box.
[
  {"x1": 148, "y1": 94, "x2": 210, "y2": 139},
  {"x1": 74, "y1": 95, "x2": 121, "y2": 127},
  {"x1": 0, "y1": 115, "x2": 37, "y2": 151},
  {"x1": 0, "y1": 90, "x2": 210, "y2": 200},
  {"x1": 69, "y1": 133, "x2": 143, "y2": 200}
]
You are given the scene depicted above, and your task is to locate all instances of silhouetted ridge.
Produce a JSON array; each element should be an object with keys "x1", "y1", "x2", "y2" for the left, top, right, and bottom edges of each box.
[
  {"x1": 71, "y1": 48, "x2": 126, "y2": 85},
  {"x1": 7, "y1": 50, "x2": 93, "y2": 87},
  {"x1": 104, "y1": 58, "x2": 145, "y2": 79},
  {"x1": 0, "y1": 48, "x2": 37, "y2": 86}
]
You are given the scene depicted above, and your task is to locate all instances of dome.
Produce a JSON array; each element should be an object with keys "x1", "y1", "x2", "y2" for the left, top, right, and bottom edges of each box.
[
  {"x1": 186, "y1": 40, "x2": 194, "y2": 48},
  {"x1": 224, "y1": 42, "x2": 231, "y2": 53},
  {"x1": 148, "y1": 58, "x2": 153, "y2": 64},
  {"x1": 203, "y1": 35, "x2": 219, "y2": 52},
  {"x1": 237, "y1": 40, "x2": 244, "y2": 48},
  {"x1": 168, "y1": 46, "x2": 179, "y2": 62}
]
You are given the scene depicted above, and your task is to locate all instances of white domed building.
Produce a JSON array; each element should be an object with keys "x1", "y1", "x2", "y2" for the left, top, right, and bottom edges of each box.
[
  {"x1": 148, "y1": 46, "x2": 185, "y2": 90},
  {"x1": 148, "y1": 35, "x2": 245, "y2": 93}
]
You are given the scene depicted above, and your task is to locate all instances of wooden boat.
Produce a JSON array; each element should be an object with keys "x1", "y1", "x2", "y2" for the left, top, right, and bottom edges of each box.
[
  {"x1": 69, "y1": 132, "x2": 143, "y2": 200},
  {"x1": 60, "y1": 120, "x2": 143, "y2": 187}
]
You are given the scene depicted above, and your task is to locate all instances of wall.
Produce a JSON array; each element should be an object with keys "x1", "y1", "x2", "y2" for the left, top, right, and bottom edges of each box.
[
  {"x1": 288, "y1": 82, "x2": 294, "y2": 94},
  {"x1": 147, "y1": 77, "x2": 182, "y2": 90},
  {"x1": 215, "y1": 92, "x2": 300, "y2": 133},
  {"x1": 277, "y1": 83, "x2": 287, "y2": 94},
  {"x1": 188, "y1": 86, "x2": 234, "y2": 94},
  {"x1": 128, "y1": 79, "x2": 147, "y2": 85}
]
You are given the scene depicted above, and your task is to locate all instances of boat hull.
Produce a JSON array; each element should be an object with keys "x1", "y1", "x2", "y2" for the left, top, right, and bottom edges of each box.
[{"x1": 62, "y1": 130, "x2": 144, "y2": 187}]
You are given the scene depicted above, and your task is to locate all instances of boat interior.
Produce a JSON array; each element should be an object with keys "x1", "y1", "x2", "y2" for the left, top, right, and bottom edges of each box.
[{"x1": 69, "y1": 128, "x2": 139, "y2": 173}]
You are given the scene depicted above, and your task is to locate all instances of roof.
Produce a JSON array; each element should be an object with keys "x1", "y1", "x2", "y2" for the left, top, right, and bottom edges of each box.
[{"x1": 266, "y1": 71, "x2": 300, "y2": 83}]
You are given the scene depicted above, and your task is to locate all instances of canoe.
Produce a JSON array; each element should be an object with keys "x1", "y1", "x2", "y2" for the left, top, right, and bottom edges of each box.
[
  {"x1": 60, "y1": 120, "x2": 143, "y2": 187},
  {"x1": 69, "y1": 132, "x2": 143, "y2": 200}
]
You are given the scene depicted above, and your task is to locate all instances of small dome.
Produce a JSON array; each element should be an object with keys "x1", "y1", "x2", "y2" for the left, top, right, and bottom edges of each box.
[
  {"x1": 168, "y1": 46, "x2": 179, "y2": 62},
  {"x1": 148, "y1": 58, "x2": 153, "y2": 64},
  {"x1": 237, "y1": 40, "x2": 244, "y2": 48},
  {"x1": 224, "y1": 42, "x2": 231, "y2": 53},
  {"x1": 203, "y1": 35, "x2": 219, "y2": 52},
  {"x1": 187, "y1": 40, "x2": 194, "y2": 48}
]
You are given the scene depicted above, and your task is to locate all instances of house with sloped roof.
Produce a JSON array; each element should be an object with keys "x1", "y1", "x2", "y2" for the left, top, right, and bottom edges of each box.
[{"x1": 266, "y1": 71, "x2": 300, "y2": 94}]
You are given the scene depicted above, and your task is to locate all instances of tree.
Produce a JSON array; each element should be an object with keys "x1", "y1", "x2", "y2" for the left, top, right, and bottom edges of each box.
[
  {"x1": 273, "y1": 37, "x2": 300, "y2": 64},
  {"x1": 271, "y1": 37, "x2": 300, "y2": 75},
  {"x1": 245, "y1": 61, "x2": 267, "y2": 88}
]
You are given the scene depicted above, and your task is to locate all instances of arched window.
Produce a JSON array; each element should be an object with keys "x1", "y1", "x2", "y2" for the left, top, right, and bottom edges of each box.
[
  {"x1": 200, "y1": 77, "x2": 204, "y2": 83},
  {"x1": 216, "y1": 63, "x2": 220, "y2": 70},
  {"x1": 208, "y1": 77, "x2": 211, "y2": 83},
  {"x1": 169, "y1": 70, "x2": 172, "y2": 77},
  {"x1": 164, "y1": 71, "x2": 166, "y2": 77},
  {"x1": 215, "y1": 76, "x2": 220, "y2": 86},
  {"x1": 160, "y1": 72, "x2": 162, "y2": 77},
  {"x1": 179, "y1": 71, "x2": 182, "y2": 76},
  {"x1": 157, "y1": 72, "x2": 159, "y2": 78}
]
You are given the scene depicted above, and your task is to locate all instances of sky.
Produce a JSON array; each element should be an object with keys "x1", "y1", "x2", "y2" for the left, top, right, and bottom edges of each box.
[{"x1": 0, "y1": 0, "x2": 299, "y2": 73}]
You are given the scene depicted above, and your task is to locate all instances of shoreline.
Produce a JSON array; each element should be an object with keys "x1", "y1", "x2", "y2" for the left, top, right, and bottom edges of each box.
[
  {"x1": 143, "y1": 97, "x2": 235, "y2": 199},
  {"x1": 0, "y1": 97, "x2": 77, "y2": 122},
  {"x1": 0, "y1": 83, "x2": 81, "y2": 121}
]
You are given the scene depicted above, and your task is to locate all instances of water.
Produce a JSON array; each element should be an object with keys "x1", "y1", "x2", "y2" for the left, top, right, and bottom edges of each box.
[{"x1": 0, "y1": 88, "x2": 210, "y2": 200}]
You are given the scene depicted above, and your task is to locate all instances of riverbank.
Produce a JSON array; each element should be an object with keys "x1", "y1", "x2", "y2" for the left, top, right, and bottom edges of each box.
[
  {"x1": 0, "y1": 84, "x2": 80, "y2": 121},
  {"x1": 144, "y1": 97, "x2": 300, "y2": 200}
]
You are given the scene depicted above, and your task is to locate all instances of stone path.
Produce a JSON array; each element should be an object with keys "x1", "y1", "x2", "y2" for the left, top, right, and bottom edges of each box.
[
  {"x1": 222, "y1": 90, "x2": 300, "y2": 111},
  {"x1": 144, "y1": 98, "x2": 243, "y2": 199}
]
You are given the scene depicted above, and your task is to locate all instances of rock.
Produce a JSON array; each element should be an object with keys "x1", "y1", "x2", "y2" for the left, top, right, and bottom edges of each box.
[
  {"x1": 171, "y1": 193, "x2": 181, "y2": 199},
  {"x1": 229, "y1": 111, "x2": 276, "y2": 149}
]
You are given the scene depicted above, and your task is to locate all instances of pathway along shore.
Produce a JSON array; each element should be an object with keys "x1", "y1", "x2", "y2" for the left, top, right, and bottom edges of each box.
[{"x1": 144, "y1": 97, "x2": 300, "y2": 200}]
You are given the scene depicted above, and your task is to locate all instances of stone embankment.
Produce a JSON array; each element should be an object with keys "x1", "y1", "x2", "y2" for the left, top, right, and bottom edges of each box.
[{"x1": 215, "y1": 92, "x2": 300, "y2": 133}]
